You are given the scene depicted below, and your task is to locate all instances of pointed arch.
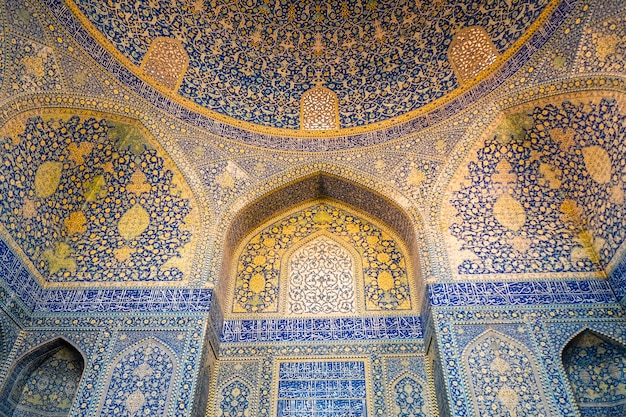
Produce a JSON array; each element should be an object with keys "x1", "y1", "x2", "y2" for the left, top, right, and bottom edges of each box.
[
  {"x1": 463, "y1": 330, "x2": 550, "y2": 417},
  {"x1": 391, "y1": 372, "x2": 428, "y2": 417},
  {"x1": 216, "y1": 171, "x2": 425, "y2": 314},
  {"x1": 217, "y1": 377, "x2": 252, "y2": 417},
  {"x1": 0, "y1": 337, "x2": 85, "y2": 417},
  {"x1": 226, "y1": 197, "x2": 416, "y2": 317},
  {"x1": 97, "y1": 337, "x2": 177, "y2": 417},
  {"x1": 562, "y1": 328, "x2": 626, "y2": 416}
]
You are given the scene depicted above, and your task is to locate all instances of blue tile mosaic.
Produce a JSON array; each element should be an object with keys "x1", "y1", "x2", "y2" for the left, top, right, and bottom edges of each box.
[{"x1": 0, "y1": 237, "x2": 212, "y2": 314}]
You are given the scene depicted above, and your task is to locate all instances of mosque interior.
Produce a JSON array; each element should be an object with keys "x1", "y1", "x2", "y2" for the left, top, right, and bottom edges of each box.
[{"x1": 0, "y1": 0, "x2": 625, "y2": 416}]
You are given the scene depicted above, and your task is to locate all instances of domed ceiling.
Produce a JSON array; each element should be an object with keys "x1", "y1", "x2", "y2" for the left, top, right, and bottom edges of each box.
[{"x1": 67, "y1": 0, "x2": 554, "y2": 132}]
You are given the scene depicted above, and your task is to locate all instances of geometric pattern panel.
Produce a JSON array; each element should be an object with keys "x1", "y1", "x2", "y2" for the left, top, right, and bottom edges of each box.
[
  {"x1": 141, "y1": 37, "x2": 188, "y2": 91},
  {"x1": 301, "y1": 85, "x2": 339, "y2": 130},
  {"x1": 448, "y1": 26, "x2": 498, "y2": 84},
  {"x1": 69, "y1": 0, "x2": 551, "y2": 129},
  {"x1": 383, "y1": 355, "x2": 430, "y2": 417},
  {"x1": 445, "y1": 96, "x2": 626, "y2": 277},
  {"x1": 0, "y1": 112, "x2": 199, "y2": 284},
  {"x1": 276, "y1": 361, "x2": 367, "y2": 417},
  {"x1": 464, "y1": 331, "x2": 550, "y2": 417},
  {"x1": 563, "y1": 330, "x2": 626, "y2": 416},
  {"x1": 98, "y1": 339, "x2": 175, "y2": 417},
  {"x1": 13, "y1": 347, "x2": 83, "y2": 417},
  {"x1": 231, "y1": 201, "x2": 413, "y2": 316},
  {"x1": 393, "y1": 376, "x2": 426, "y2": 417},
  {"x1": 218, "y1": 380, "x2": 251, "y2": 417}
]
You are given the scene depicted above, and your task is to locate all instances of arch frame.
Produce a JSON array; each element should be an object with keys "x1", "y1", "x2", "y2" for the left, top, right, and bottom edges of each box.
[
  {"x1": 300, "y1": 84, "x2": 340, "y2": 131},
  {"x1": 225, "y1": 196, "x2": 420, "y2": 319},
  {"x1": 214, "y1": 168, "x2": 426, "y2": 319},
  {"x1": 387, "y1": 371, "x2": 429, "y2": 417},
  {"x1": 558, "y1": 326, "x2": 626, "y2": 414},
  {"x1": 461, "y1": 329, "x2": 551, "y2": 417},
  {"x1": 215, "y1": 377, "x2": 255, "y2": 417},
  {"x1": 96, "y1": 336, "x2": 178, "y2": 417}
]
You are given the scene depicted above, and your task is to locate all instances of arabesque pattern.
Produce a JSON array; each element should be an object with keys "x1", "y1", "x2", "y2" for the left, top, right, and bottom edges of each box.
[
  {"x1": 0, "y1": 113, "x2": 197, "y2": 284},
  {"x1": 447, "y1": 98, "x2": 626, "y2": 276}
]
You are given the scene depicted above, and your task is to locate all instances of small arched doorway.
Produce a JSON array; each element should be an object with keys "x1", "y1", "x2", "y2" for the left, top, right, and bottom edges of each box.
[
  {"x1": 0, "y1": 338, "x2": 84, "y2": 417},
  {"x1": 563, "y1": 329, "x2": 626, "y2": 416}
]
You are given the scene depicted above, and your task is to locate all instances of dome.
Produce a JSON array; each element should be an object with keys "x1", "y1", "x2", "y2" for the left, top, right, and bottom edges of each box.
[{"x1": 68, "y1": 0, "x2": 554, "y2": 134}]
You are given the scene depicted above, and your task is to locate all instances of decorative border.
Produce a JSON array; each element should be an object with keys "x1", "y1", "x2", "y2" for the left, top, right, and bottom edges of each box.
[
  {"x1": 428, "y1": 280, "x2": 617, "y2": 307},
  {"x1": 221, "y1": 316, "x2": 423, "y2": 343}
]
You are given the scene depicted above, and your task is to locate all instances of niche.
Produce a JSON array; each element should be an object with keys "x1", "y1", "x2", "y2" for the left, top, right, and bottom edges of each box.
[
  {"x1": 562, "y1": 330, "x2": 626, "y2": 416},
  {"x1": 0, "y1": 338, "x2": 84, "y2": 417}
]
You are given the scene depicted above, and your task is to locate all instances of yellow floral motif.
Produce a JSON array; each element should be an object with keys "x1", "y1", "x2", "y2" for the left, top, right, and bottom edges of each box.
[
  {"x1": 22, "y1": 56, "x2": 45, "y2": 78},
  {"x1": 126, "y1": 170, "x2": 152, "y2": 195},
  {"x1": 407, "y1": 168, "x2": 426, "y2": 187},
  {"x1": 248, "y1": 273, "x2": 266, "y2": 293},
  {"x1": 492, "y1": 160, "x2": 517, "y2": 187},
  {"x1": 67, "y1": 141, "x2": 94, "y2": 165},
  {"x1": 64, "y1": 211, "x2": 87, "y2": 235},
  {"x1": 548, "y1": 127, "x2": 576, "y2": 151},
  {"x1": 43, "y1": 242, "x2": 77, "y2": 274},
  {"x1": 35, "y1": 161, "x2": 63, "y2": 198},
  {"x1": 376, "y1": 270, "x2": 394, "y2": 292},
  {"x1": 21, "y1": 198, "x2": 37, "y2": 219},
  {"x1": 582, "y1": 145, "x2": 612, "y2": 184},
  {"x1": 118, "y1": 203, "x2": 150, "y2": 240},
  {"x1": 114, "y1": 246, "x2": 135, "y2": 262},
  {"x1": 595, "y1": 34, "x2": 621, "y2": 60},
  {"x1": 538, "y1": 163, "x2": 562, "y2": 189}
]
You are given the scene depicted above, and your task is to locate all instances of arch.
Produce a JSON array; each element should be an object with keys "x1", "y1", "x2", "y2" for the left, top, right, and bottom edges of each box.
[
  {"x1": 562, "y1": 328, "x2": 626, "y2": 416},
  {"x1": 463, "y1": 330, "x2": 550, "y2": 417},
  {"x1": 215, "y1": 171, "x2": 424, "y2": 319},
  {"x1": 0, "y1": 337, "x2": 85, "y2": 417},
  {"x1": 141, "y1": 37, "x2": 189, "y2": 91},
  {"x1": 98, "y1": 337, "x2": 177, "y2": 417},
  {"x1": 300, "y1": 84, "x2": 340, "y2": 130},
  {"x1": 217, "y1": 378, "x2": 252, "y2": 417},
  {"x1": 448, "y1": 26, "x2": 498, "y2": 84},
  {"x1": 226, "y1": 198, "x2": 416, "y2": 317},
  {"x1": 391, "y1": 372, "x2": 428, "y2": 417}
]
